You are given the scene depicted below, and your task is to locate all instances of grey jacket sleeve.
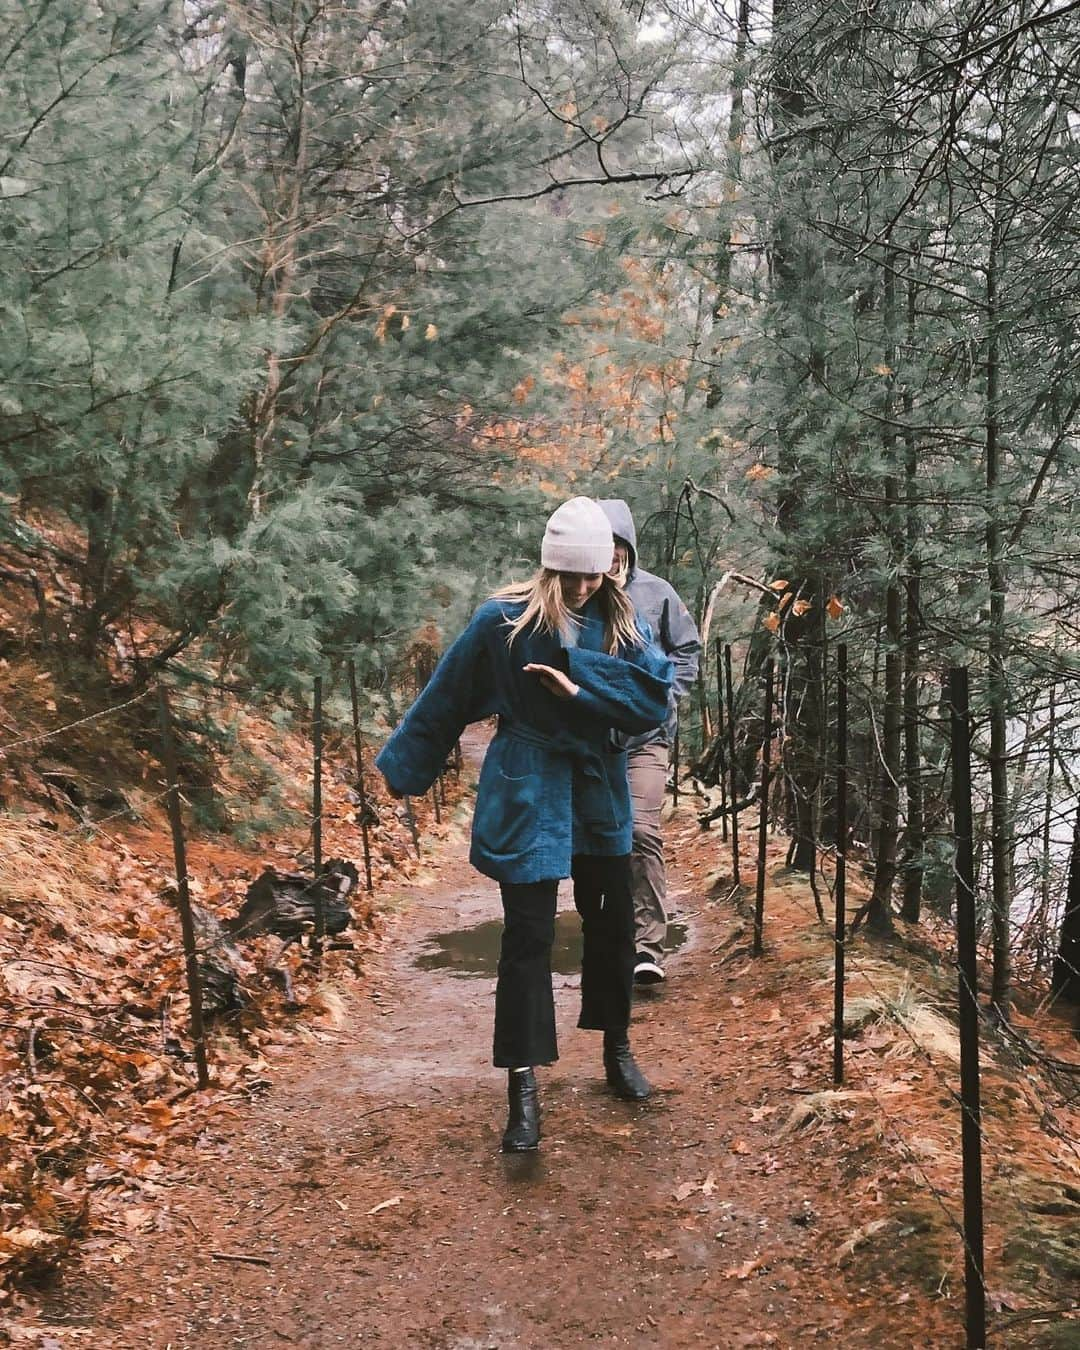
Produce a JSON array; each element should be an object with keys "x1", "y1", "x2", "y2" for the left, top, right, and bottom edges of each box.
[{"x1": 658, "y1": 589, "x2": 701, "y2": 704}]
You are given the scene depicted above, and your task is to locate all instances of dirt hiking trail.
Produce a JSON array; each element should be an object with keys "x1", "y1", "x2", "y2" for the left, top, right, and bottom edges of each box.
[{"x1": 41, "y1": 741, "x2": 968, "y2": 1348}]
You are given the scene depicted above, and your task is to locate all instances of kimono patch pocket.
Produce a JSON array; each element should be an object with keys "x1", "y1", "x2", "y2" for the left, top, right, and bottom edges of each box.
[{"x1": 471, "y1": 738, "x2": 542, "y2": 861}]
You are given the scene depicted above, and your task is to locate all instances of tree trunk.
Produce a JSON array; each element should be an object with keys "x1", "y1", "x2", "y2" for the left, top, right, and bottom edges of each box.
[
  {"x1": 868, "y1": 258, "x2": 900, "y2": 931},
  {"x1": 861, "y1": 624, "x2": 883, "y2": 850},
  {"x1": 706, "y1": 0, "x2": 751, "y2": 410},
  {"x1": 787, "y1": 602, "x2": 823, "y2": 872},
  {"x1": 985, "y1": 150, "x2": 1012, "y2": 1019},
  {"x1": 1039, "y1": 682, "x2": 1056, "y2": 963},
  {"x1": 900, "y1": 278, "x2": 924, "y2": 922},
  {"x1": 248, "y1": 24, "x2": 310, "y2": 517},
  {"x1": 869, "y1": 563, "x2": 901, "y2": 930},
  {"x1": 766, "y1": 0, "x2": 825, "y2": 874},
  {"x1": 80, "y1": 484, "x2": 114, "y2": 658}
]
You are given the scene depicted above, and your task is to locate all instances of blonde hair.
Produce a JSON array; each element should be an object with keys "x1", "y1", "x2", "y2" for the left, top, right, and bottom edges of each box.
[{"x1": 493, "y1": 569, "x2": 643, "y2": 656}]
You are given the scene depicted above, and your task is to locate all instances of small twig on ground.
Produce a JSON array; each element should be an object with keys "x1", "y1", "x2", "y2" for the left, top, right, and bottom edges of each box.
[
  {"x1": 34, "y1": 1076, "x2": 108, "y2": 1117},
  {"x1": 997, "y1": 1017, "x2": 1080, "y2": 1075},
  {"x1": 355, "y1": 1102, "x2": 418, "y2": 1120},
  {"x1": 211, "y1": 1251, "x2": 272, "y2": 1267}
]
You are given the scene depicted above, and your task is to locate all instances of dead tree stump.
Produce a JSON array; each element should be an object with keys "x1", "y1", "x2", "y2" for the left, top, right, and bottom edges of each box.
[{"x1": 227, "y1": 860, "x2": 359, "y2": 942}]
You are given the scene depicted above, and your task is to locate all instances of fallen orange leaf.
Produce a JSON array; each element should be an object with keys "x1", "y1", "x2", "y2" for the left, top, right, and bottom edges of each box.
[{"x1": 723, "y1": 1256, "x2": 764, "y2": 1280}]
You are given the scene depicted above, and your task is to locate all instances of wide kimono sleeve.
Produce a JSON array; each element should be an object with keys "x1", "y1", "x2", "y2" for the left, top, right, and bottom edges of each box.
[
  {"x1": 375, "y1": 612, "x2": 495, "y2": 796},
  {"x1": 566, "y1": 628, "x2": 673, "y2": 736}
]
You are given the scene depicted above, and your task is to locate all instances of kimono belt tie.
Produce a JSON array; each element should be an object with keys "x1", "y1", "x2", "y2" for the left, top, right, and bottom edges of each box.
[{"x1": 496, "y1": 718, "x2": 620, "y2": 833}]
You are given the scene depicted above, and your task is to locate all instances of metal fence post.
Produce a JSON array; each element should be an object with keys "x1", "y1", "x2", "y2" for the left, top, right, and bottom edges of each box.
[
  {"x1": 753, "y1": 657, "x2": 774, "y2": 956},
  {"x1": 347, "y1": 660, "x2": 374, "y2": 893},
  {"x1": 311, "y1": 675, "x2": 325, "y2": 958},
  {"x1": 949, "y1": 666, "x2": 987, "y2": 1350},
  {"x1": 156, "y1": 686, "x2": 210, "y2": 1089},
  {"x1": 833, "y1": 644, "x2": 848, "y2": 1086},
  {"x1": 725, "y1": 644, "x2": 741, "y2": 886},
  {"x1": 715, "y1": 637, "x2": 729, "y2": 841}
]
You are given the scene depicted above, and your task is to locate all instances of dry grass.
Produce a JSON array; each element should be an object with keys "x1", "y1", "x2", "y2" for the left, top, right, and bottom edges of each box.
[
  {"x1": 0, "y1": 816, "x2": 100, "y2": 921},
  {"x1": 844, "y1": 979, "x2": 962, "y2": 1064},
  {"x1": 308, "y1": 983, "x2": 349, "y2": 1027},
  {"x1": 781, "y1": 1088, "x2": 867, "y2": 1134}
]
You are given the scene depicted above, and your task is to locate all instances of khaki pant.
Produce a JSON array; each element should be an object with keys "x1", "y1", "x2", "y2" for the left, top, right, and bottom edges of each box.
[{"x1": 627, "y1": 741, "x2": 669, "y2": 961}]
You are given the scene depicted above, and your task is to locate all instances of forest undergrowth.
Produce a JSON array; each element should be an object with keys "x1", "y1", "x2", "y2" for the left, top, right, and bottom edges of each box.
[
  {"x1": 716, "y1": 848, "x2": 1080, "y2": 1343},
  {"x1": 0, "y1": 547, "x2": 451, "y2": 1323}
]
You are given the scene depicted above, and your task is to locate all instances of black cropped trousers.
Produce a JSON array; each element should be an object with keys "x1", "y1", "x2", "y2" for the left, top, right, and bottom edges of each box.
[{"x1": 492, "y1": 853, "x2": 635, "y2": 1069}]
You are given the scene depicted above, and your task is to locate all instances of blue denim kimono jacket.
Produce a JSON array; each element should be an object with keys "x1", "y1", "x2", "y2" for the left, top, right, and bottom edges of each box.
[{"x1": 375, "y1": 597, "x2": 673, "y2": 884}]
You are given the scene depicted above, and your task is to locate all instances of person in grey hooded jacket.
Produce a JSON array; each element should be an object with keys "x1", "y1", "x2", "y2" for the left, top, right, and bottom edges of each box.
[{"x1": 597, "y1": 499, "x2": 701, "y2": 984}]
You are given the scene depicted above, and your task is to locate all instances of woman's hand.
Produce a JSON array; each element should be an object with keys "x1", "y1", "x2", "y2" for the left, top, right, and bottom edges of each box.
[{"x1": 523, "y1": 663, "x2": 580, "y2": 700}]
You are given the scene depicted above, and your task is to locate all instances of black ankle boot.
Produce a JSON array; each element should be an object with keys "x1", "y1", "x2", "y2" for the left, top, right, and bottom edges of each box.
[
  {"x1": 603, "y1": 1033, "x2": 652, "y2": 1101},
  {"x1": 501, "y1": 1069, "x2": 541, "y2": 1152}
]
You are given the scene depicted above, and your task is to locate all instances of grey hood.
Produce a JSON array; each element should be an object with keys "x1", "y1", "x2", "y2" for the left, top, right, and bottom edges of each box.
[
  {"x1": 596, "y1": 499, "x2": 637, "y2": 575},
  {"x1": 595, "y1": 496, "x2": 701, "y2": 750}
]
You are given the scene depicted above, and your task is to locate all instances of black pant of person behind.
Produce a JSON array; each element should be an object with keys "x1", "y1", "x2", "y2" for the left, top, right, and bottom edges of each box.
[{"x1": 493, "y1": 854, "x2": 635, "y2": 1069}]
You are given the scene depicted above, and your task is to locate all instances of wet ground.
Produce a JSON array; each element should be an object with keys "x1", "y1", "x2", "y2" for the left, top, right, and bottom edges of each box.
[{"x1": 415, "y1": 909, "x2": 689, "y2": 978}]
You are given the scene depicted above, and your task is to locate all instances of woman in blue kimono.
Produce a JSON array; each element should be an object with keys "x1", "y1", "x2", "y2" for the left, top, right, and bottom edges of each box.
[{"x1": 376, "y1": 497, "x2": 673, "y2": 1152}]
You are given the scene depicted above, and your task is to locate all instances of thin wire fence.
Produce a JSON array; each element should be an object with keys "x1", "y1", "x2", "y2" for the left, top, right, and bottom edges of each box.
[
  {"x1": 702, "y1": 638, "x2": 1079, "y2": 1344},
  {"x1": 0, "y1": 665, "x2": 447, "y2": 1082},
  {"x1": 0, "y1": 688, "x2": 153, "y2": 755}
]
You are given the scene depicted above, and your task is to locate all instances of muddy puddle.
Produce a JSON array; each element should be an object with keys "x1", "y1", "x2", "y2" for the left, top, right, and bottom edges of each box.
[{"x1": 415, "y1": 910, "x2": 689, "y2": 977}]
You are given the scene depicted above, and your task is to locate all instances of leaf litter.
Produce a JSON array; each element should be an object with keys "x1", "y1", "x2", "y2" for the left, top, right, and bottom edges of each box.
[
  {"x1": 2, "y1": 678, "x2": 1078, "y2": 1345},
  {"x1": 0, "y1": 654, "x2": 448, "y2": 1312}
]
